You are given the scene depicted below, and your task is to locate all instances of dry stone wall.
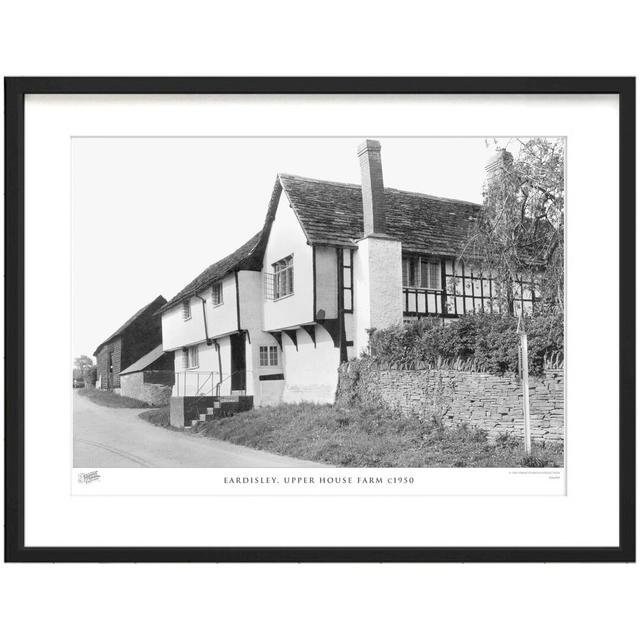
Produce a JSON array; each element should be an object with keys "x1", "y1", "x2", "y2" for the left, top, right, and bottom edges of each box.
[{"x1": 336, "y1": 362, "x2": 564, "y2": 443}]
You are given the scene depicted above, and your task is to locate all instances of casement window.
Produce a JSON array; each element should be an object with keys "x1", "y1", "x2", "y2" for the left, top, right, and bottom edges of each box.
[
  {"x1": 402, "y1": 256, "x2": 442, "y2": 290},
  {"x1": 182, "y1": 300, "x2": 192, "y2": 320},
  {"x1": 183, "y1": 345, "x2": 199, "y2": 369},
  {"x1": 211, "y1": 281, "x2": 223, "y2": 306},
  {"x1": 259, "y1": 345, "x2": 279, "y2": 367},
  {"x1": 273, "y1": 255, "x2": 294, "y2": 299}
]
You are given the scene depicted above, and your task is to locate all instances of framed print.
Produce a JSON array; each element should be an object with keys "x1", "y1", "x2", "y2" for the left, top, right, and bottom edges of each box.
[{"x1": 4, "y1": 77, "x2": 635, "y2": 562}]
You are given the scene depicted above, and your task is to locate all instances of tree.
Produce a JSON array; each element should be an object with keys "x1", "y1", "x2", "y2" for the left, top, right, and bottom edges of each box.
[
  {"x1": 74, "y1": 355, "x2": 96, "y2": 387},
  {"x1": 462, "y1": 138, "x2": 565, "y2": 313},
  {"x1": 74, "y1": 354, "x2": 93, "y2": 374},
  {"x1": 84, "y1": 365, "x2": 97, "y2": 387}
]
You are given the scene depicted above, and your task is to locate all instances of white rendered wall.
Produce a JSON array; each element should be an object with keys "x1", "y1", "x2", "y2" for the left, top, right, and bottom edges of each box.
[
  {"x1": 170, "y1": 335, "x2": 232, "y2": 397},
  {"x1": 162, "y1": 272, "x2": 238, "y2": 351},
  {"x1": 238, "y1": 270, "x2": 277, "y2": 403},
  {"x1": 263, "y1": 190, "x2": 314, "y2": 330},
  {"x1": 314, "y1": 246, "x2": 338, "y2": 320},
  {"x1": 259, "y1": 379, "x2": 285, "y2": 406},
  {"x1": 166, "y1": 270, "x2": 267, "y2": 399},
  {"x1": 281, "y1": 325, "x2": 340, "y2": 404},
  {"x1": 248, "y1": 331, "x2": 284, "y2": 406},
  {"x1": 353, "y1": 235, "x2": 403, "y2": 355},
  {"x1": 237, "y1": 270, "x2": 262, "y2": 330},
  {"x1": 206, "y1": 274, "x2": 239, "y2": 337}
]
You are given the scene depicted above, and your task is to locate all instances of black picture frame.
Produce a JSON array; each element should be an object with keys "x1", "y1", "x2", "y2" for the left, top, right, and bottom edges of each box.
[{"x1": 4, "y1": 77, "x2": 635, "y2": 563}]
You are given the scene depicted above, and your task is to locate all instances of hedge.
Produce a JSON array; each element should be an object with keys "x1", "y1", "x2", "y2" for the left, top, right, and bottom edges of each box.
[{"x1": 366, "y1": 312, "x2": 563, "y2": 376}]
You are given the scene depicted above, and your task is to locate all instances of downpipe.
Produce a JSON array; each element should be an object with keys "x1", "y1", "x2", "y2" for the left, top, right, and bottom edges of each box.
[{"x1": 195, "y1": 293, "x2": 213, "y2": 346}]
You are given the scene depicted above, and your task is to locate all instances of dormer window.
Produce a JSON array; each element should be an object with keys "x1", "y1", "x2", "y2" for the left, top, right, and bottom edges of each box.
[
  {"x1": 273, "y1": 255, "x2": 294, "y2": 300},
  {"x1": 211, "y1": 281, "x2": 223, "y2": 306},
  {"x1": 182, "y1": 300, "x2": 192, "y2": 320}
]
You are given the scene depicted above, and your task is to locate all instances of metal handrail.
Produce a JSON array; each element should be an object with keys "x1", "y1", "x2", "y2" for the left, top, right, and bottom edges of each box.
[
  {"x1": 195, "y1": 372, "x2": 214, "y2": 396},
  {"x1": 173, "y1": 369, "x2": 247, "y2": 424},
  {"x1": 174, "y1": 369, "x2": 246, "y2": 398},
  {"x1": 215, "y1": 369, "x2": 247, "y2": 398},
  {"x1": 174, "y1": 370, "x2": 217, "y2": 397}
]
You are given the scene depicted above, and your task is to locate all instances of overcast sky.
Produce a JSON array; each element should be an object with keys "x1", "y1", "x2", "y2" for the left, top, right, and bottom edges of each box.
[{"x1": 72, "y1": 136, "x2": 524, "y2": 361}]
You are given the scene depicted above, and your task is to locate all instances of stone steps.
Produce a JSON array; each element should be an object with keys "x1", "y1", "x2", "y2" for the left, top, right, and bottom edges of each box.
[{"x1": 188, "y1": 395, "x2": 252, "y2": 429}]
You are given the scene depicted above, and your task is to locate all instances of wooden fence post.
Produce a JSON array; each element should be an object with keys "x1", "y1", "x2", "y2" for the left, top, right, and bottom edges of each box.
[{"x1": 517, "y1": 314, "x2": 532, "y2": 455}]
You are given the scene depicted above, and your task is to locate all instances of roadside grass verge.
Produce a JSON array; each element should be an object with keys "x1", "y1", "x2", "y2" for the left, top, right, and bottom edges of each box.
[
  {"x1": 139, "y1": 402, "x2": 563, "y2": 468},
  {"x1": 138, "y1": 407, "x2": 172, "y2": 428},
  {"x1": 78, "y1": 387, "x2": 152, "y2": 409}
]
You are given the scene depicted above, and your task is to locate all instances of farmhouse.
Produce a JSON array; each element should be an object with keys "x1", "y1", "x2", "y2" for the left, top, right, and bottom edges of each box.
[
  {"x1": 93, "y1": 295, "x2": 166, "y2": 391},
  {"x1": 162, "y1": 140, "x2": 543, "y2": 427}
]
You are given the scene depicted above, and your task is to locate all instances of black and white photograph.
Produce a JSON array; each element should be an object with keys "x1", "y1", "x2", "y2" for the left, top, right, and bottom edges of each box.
[
  {"x1": 2, "y1": 3, "x2": 638, "y2": 638},
  {"x1": 5, "y1": 77, "x2": 632, "y2": 565},
  {"x1": 72, "y1": 136, "x2": 565, "y2": 471}
]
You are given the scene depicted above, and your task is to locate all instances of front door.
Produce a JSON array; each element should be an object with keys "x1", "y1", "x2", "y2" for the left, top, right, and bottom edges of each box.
[{"x1": 230, "y1": 332, "x2": 246, "y2": 392}]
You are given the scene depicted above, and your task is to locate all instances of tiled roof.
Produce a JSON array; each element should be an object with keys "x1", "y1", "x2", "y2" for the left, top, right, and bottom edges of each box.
[
  {"x1": 160, "y1": 232, "x2": 262, "y2": 313},
  {"x1": 119, "y1": 344, "x2": 167, "y2": 375},
  {"x1": 93, "y1": 295, "x2": 166, "y2": 356},
  {"x1": 160, "y1": 181, "x2": 281, "y2": 313},
  {"x1": 162, "y1": 172, "x2": 549, "y2": 318},
  {"x1": 279, "y1": 173, "x2": 484, "y2": 256}
]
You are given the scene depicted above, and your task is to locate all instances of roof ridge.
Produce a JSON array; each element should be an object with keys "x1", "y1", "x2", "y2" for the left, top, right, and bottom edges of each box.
[
  {"x1": 210, "y1": 230, "x2": 262, "y2": 267},
  {"x1": 279, "y1": 172, "x2": 361, "y2": 190},
  {"x1": 188, "y1": 231, "x2": 261, "y2": 278},
  {"x1": 279, "y1": 172, "x2": 482, "y2": 208},
  {"x1": 94, "y1": 295, "x2": 166, "y2": 355},
  {"x1": 385, "y1": 186, "x2": 482, "y2": 208},
  {"x1": 160, "y1": 230, "x2": 264, "y2": 313}
]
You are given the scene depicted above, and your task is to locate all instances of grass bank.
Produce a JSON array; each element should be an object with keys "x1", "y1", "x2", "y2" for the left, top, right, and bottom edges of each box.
[
  {"x1": 138, "y1": 403, "x2": 563, "y2": 468},
  {"x1": 78, "y1": 387, "x2": 152, "y2": 409},
  {"x1": 138, "y1": 407, "x2": 172, "y2": 427}
]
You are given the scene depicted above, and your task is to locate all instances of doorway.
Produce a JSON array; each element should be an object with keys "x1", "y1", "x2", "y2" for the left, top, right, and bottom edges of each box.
[{"x1": 229, "y1": 332, "x2": 246, "y2": 392}]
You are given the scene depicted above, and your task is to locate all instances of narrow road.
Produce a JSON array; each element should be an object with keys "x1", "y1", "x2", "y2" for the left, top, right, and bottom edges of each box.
[{"x1": 73, "y1": 392, "x2": 326, "y2": 468}]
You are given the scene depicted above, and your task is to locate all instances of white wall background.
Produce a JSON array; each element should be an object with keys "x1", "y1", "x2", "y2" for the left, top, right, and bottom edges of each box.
[{"x1": 1, "y1": 3, "x2": 638, "y2": 640}]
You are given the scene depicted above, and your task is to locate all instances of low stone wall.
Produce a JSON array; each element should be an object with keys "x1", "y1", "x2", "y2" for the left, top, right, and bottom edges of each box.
[
  {"x1": 120, "y1": 371, "x2": 172, "y2": 407},
  {"x1": 336, "y1": 362, "x2": 564, "y2": 443}
]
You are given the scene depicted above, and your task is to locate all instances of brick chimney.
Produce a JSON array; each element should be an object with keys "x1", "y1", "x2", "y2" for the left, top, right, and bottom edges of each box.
[{"x1": 357, "y1": 139, "x2": 386, "y2": 236}]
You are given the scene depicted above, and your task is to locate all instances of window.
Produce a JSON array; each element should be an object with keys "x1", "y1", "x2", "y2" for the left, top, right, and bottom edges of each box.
[
  {"x1": 402, "y1": 257, "x2": 416, "y2": 287},
  {"x1": 211, "y1": 281, "x2": 223, "y2": 306},
  {"x1": 421, "y1": 260, "x2": 441, "y2": 290},
  {"x1": 340, "y1": 248, "x2": 354, "y2": 313},
  {"x1": 273, "y1": 255, "x2": 294, "y2": 299},
  {"x1": 182, "y1": 300, "x2": 191, "y2": 320},
  {"x1": 259, "y1": 345, "x2": 279, "y2": 367},
  {"x1": 183, "y1": 345, "x2": 199, "y2": 369},
  {"x1": 402, "y1": 257, "x2": 441, "y2": 290}
]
